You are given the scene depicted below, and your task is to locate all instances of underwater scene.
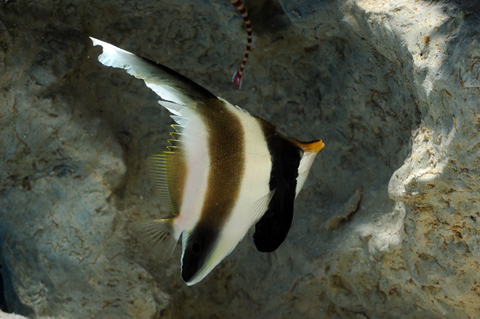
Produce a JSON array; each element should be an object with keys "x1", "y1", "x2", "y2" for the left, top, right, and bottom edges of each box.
[{"x1": 1, "y1": 0, "x2": 480, "y2": 318}]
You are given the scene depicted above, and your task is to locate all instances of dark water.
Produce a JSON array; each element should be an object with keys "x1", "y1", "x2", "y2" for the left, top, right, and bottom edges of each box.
[{"x1": 0, "y1": 263, "x2": 7, "y2": 313}]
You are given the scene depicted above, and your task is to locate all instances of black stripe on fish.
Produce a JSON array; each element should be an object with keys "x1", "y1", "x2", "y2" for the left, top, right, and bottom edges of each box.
[
  {"x1": 181, "y1": 223, "x2": 218, "y2": 283},
  {"x1": 253, "y1": 118, "x2": 302, "y2": 253},
  {"x1": 181, "y1": 98, "x2": 245, "y2": 284}
]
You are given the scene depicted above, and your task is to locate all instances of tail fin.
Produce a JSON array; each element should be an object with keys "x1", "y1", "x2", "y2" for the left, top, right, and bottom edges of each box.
[{"x1": 130, "y1": 218, "x2": 179, "y2": 260}]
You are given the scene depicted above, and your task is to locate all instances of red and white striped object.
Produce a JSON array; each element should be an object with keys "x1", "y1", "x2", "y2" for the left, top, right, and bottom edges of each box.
[{"x1": 230, "y1": 0, "x2": 252, "y2": 89}]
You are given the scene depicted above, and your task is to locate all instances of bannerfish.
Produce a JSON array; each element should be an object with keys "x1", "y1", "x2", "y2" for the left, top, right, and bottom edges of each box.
[
  {"x1": 90, "y1": 37, "x2": 324, "y2": 286},
  {"x1": 229, "y1": 0, "x2": 252, "y2": 89}
]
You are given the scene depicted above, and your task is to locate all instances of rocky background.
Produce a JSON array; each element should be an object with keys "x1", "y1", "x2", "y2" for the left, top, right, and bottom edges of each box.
[{"x1": 1, "y1": 0, "x2": 480, "y2": 318}]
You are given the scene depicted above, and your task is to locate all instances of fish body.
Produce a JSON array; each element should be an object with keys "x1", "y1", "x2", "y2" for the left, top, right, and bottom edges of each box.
[{"x1": 90, "y1": 37, "x2": 324, "y2": 285}]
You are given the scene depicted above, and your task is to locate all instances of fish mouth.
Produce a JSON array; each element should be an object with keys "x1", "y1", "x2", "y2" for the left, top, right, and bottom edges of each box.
[{"x1": 298, "y1": 139, "x2": 325, "y2": 154}]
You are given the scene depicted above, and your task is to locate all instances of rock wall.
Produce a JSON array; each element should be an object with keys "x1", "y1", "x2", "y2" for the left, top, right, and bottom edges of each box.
[
  {"x1": 0, "y1": 309, "x2": 34, "y2": 319},
  {"x1": 1, "y1": 0, "x2": 480, "y2": 318}
]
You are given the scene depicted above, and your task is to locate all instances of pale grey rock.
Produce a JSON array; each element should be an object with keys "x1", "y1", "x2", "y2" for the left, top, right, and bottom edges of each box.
[
  {"x1": 324, "y1": 187, "x2": 362, "y2": 229},
  {"x1": 1, "y1": 0, "x2": 480, "y2": 318},
  {"x1": 0, "y1": 310, "x2": 30, "y2": 319},
  {"x1": 0, "y1": 310, "x2": 52, "y2": 319}
]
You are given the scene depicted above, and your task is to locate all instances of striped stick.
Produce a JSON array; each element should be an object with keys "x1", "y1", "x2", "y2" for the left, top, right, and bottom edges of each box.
[{"x1": 230, "y1": 0, "x2": 252, "y2": 89}]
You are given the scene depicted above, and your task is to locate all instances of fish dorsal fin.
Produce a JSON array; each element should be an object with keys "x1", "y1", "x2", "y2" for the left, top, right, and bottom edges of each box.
[
  {"x1": 146, "y1": 149, "x2": 187, "y2": 215},
  {"x1": 90, "y1": 37, "x2": 217, "y2": 110}
]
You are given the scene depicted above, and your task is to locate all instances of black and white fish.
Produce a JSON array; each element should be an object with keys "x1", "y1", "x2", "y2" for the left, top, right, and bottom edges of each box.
[{"x1": 90, "y1": 37, "x2": 324, "y2": 286}]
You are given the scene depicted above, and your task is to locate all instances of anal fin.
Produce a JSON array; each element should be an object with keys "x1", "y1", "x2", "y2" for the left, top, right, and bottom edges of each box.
[{"x1": 130, "y1": 218, "x2": 178, "y2": 260}]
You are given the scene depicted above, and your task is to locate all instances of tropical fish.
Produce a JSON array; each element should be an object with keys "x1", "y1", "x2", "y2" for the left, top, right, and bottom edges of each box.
[
  {"x1": 90, "y1": 37, "x2": 324, "y2": 285},
  {"x1": 229, "y1": 0, "x2": 252, "y2": 89}
]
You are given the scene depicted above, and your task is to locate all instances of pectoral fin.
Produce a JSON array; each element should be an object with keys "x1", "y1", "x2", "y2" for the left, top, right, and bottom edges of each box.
[
  {"x1": 253, "y1": 181, "x2": 296, "y2": 253},
  {"x1": 250, "y1": 189, "x2": 276, "y2": 225},
  {"x1": 146, "y1": 150, "x2": 187, "y2": 216}
]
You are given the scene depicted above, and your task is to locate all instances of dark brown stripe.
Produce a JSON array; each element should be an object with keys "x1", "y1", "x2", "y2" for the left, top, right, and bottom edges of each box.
[
  {"x1": 200, "y1": 99, "x2": 245, "y2": 224},
  {"x1": 182, "y1": 98, "x2": 245, "y2": 282}
]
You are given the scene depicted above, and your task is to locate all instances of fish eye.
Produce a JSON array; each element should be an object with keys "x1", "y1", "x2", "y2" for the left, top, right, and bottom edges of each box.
[{"x1": 191, "y1": 242, "x2": 201, "y2": 255}]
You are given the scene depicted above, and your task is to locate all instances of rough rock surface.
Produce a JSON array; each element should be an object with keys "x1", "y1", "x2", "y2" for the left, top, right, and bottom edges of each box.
[
  {"x1": 1, "y1": 0, "x2": 480, "y2": 318},
  {"x1": 0, "y1": 310, "x2": 29, "y2": 319}
]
